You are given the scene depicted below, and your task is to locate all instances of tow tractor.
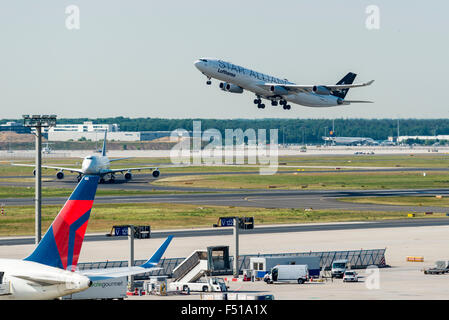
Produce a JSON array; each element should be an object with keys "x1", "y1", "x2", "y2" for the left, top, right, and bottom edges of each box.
[{"x1": 423, "y1": 260, "x2": 449, "y2": 275}]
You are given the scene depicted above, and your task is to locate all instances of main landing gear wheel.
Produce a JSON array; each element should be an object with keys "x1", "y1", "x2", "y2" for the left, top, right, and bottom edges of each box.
[
  {"x1": 258, "y1": 103, "x2": 265, "y2": 109},
  {"x1": 271, "y1": 101, "x2": 278, "y2": 106},
  {"x1": 283, "y1": 104, "x2": 291, "y2": 110}
]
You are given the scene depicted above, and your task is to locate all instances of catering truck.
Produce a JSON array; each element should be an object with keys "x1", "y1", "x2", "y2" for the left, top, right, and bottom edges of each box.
[{"x1": 264, "y1": 265, "x2": 309, "y2": 284}]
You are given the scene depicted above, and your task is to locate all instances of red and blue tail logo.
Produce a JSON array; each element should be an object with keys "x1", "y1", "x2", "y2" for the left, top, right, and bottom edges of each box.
[{"x1": 25, "y1": 175, "x2": 99, "y2": 271}]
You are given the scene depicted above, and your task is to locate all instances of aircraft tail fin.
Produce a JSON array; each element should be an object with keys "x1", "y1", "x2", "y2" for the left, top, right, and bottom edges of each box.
[
  {"x1": 332, "y1": 72, "x2": 357, "y2": 99},
  {"x1": 101, "y1": 130, "x2": 107, "y2": 156},
  {"x1": 24, "y1": 175, "x2": 100, "y2": 271},
  {"x1": 141, "y1": 236, "x2": 174, "y2": 268}
]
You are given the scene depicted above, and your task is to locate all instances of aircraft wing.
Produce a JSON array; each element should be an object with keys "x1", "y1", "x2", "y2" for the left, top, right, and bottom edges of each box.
[
  {"x1": 105, "y1": 166, "x2": 160, "y2": 174},
  {"x1": 11, "y1": 163, "x2": 83, "y2": 174},
  {"x1": 109, "y1": 157, "x2": 133, "y2": 162},
  {"x1": 79, "y1": 236, "x2": 173, "y2": 281},
  {"x1": 258, "y1": 80, "x2": 374, "y2": 94},
  {"x1": 13, "y1": 274, "x2": 70, "y2": 286}
]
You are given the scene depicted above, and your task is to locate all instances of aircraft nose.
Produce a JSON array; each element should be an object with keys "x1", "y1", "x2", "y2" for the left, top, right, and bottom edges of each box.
[{"x1": 194, "y1": 59, "x2": 205, "y2": 71}]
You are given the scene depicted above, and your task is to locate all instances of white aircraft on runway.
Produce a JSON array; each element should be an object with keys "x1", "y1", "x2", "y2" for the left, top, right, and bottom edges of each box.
[
  {"x1": 0, "y1": 175, "x2": 173, "y2": 300},
  {"x1": 194, "y1": 58, "x2": 374, "y2": 110},
  {"x1": 13, "y1": 131, "x2": 161, "y2": 183}
]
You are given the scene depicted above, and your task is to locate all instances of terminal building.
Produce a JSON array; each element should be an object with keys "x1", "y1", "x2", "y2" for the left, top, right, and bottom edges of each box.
[
  {"x1": 0, "y1": 121, "x2": 31, "y2": 134},
  {"x1": 43, "y1": 121, "x2": 186, "y2": 142},
  {"x1": 388, "y1": 135, "x2": 449, "y2": 143}
]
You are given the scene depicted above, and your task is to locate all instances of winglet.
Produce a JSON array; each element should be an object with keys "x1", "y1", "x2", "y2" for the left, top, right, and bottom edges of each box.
[{"x1": 141, "y1": 236, "x2": 173, "y2": 268}]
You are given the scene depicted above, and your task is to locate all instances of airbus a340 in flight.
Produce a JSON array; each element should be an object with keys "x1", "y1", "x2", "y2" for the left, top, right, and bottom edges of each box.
[{"x1": 194, "y1": 58, "x2": 374, "y2": 110}]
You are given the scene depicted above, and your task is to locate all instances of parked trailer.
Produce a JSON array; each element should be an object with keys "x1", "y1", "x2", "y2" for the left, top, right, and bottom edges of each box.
[
  {"x1": 264, "y1": 265, "x2": 309, "y2": 284},
  {"x1": 169, "y1": 277, "x2": 227, "y2": 293}
]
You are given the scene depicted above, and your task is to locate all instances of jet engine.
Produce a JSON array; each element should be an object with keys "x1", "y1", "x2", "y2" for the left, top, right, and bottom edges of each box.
[
  {"x1": 56, "y1": 171, "x2": 64, "y2": 180},
  {"x1": 312, "y1": 86, "x2": 331, "y2": 95},
  {"x1": 152, "y1": 170, "x2": 160, "y2": 178},
  {"x1": 270, "y1": 85, "x2": 288, "y2": 96},
  {"x1": 124, "y1": 172, "x2": 132, "y2": 180},
  {"x1": 219, "y1": 82, "x2": 243, "y2": 93}
]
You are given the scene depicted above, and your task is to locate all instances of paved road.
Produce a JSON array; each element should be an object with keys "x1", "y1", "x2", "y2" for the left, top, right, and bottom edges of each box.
[{"x1": 2, "y1": 217, "x2": 449, "y2": 246}]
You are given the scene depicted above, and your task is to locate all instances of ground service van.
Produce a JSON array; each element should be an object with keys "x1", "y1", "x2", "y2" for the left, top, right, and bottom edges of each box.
[{"x1": 264, "y1": 265, "x2": 309, "y2": 284}]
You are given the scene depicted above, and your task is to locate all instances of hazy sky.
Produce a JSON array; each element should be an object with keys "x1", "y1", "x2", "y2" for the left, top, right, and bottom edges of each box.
[{"x1": 0, "y1": 1, "x2": 448, "y2": 119}]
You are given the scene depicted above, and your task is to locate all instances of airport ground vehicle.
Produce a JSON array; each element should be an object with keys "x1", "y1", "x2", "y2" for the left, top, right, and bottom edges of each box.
[
  {"x1": 331, "y1": 259, "x2": 349, "y2": 278},
  {"x1": 423, "y1": 260, "x2": 449, "y2": 275},
  {"x1": 169, "y1": 277, "x2": 227, "y2": 292},
  {"x1": 62, "y1": 277, "x2": 127, "y2": 300},
  {"x1": 343, "y1": 271, "x2": 358, "y2": 282},
  {"x1": 250, "y1": 255, "x2": 320, "y2": 278},
  {"x1": 264, "y1": 265, "x2": 309, "y2": 284}
]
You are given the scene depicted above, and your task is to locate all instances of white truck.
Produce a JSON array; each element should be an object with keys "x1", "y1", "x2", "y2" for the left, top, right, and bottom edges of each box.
[
  {"x1": 62, "y1": 277, "x2": 127, "y2": 300},
  {"x1": 331, "y1": 259, "x2": 349, "y2": 279},
  {"x1": 264, "y1": 265, "x2": 309, "y2": 284},
  {"x1": 169, "y1": 277, "x2": 228, "y2": 293}
]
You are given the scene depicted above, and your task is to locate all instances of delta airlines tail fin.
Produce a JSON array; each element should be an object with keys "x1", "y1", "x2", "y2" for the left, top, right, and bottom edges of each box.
[
  {"x1": 101, "y1": 130, "x2": 107, "y2": 156},
  {"x1": 24, "y1": 175, "x2": 100, "y2": 271},
  {"x1": 332, "y1": 72, "x2": 357, "y2": 99}
]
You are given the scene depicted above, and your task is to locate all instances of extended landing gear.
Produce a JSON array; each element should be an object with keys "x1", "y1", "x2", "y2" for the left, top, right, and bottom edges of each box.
[
  {"x1": 279, "y1": 100, "x2": 291, "y2": 110},
  {"x1": 271, "y1": 100, "x2": 278, "y2": 106},
  {"x1": 253, "y1": 97, "x2": 265, "y2": 109},
  {"x1": 206, "y1": 77, "x2": 211, "y2": 85}
]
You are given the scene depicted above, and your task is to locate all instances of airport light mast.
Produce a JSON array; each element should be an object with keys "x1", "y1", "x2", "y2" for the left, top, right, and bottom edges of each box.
[{"x1": 23, "y1": 115, "x2": 57, "y2": 244}]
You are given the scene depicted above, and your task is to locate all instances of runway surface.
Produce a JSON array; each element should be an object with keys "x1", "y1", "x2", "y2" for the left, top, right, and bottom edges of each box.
[{"x1": 1, "y1": 187, "x2": 448, "y2": 211}]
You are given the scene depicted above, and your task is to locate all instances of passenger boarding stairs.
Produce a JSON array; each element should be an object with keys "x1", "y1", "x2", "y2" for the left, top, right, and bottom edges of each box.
[
  {"x1": 0, "y1": 282, "x2": 11, "y2": 296},
  {"x1": 172, "y1": 250, "x2": 209, "y2": 283}
]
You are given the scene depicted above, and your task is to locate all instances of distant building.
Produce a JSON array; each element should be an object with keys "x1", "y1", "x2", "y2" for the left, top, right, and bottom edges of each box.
[
  {"x1": 47, "y1": 129, "x2": 188, "y2": 142},
  {"x1": 0, "y1": 121, "x2": 31, "y2": 134},
  {"x1": 44, "y1": 121, "x2": 119, "y2": 134},
  {"x1": 389, "y1": 135, "x2": 449, "y2": 143}
]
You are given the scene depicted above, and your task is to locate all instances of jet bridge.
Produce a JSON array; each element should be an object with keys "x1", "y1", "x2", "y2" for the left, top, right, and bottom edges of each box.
[{"x1": 172, "y1": 246, "x2": 231, "y2": 283}]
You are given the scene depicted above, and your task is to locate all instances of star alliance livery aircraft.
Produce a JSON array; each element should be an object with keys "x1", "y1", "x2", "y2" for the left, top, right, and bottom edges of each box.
[
  {"x1": 0, "y1": 175, "x2": 173, "y2": 300},
  {"x1": 194, "y1": 58, "x2": 374, "y2": 110}
]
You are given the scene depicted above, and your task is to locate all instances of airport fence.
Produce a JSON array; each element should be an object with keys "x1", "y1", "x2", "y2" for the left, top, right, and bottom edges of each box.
[
  {"x1": 77, "y1": 248, "x2": 386, "y2": 279},
  {"x1": 235, "y1": 248, "x2": 387, "y2": 272}
]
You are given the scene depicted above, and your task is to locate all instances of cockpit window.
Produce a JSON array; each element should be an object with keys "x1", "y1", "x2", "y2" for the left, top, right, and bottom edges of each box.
[
  {"x1": 86, "y1": 156, "x2": 93, "y2": 160},
  {"x1": 200, "y1": 59, "x2": 208, "y2": 62}
]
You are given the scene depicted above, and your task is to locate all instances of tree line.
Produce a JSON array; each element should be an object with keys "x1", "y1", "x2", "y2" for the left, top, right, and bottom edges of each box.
[{"x1": 2, "y1": 118, "x2": 449, "y2": 144}]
